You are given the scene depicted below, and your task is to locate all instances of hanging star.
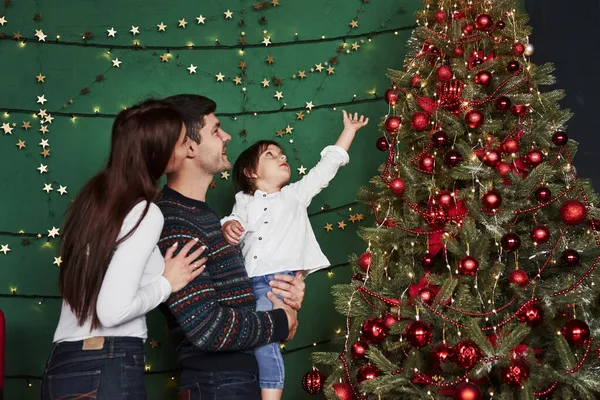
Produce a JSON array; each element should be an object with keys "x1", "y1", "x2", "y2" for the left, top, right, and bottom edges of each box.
[
  {"x1": 178, "y1": 18, "x2": 188, "y2": 28},
  {"x1": 53, "y1": 256, "x2": 62, "y2": 266},
  {"x1": 39, "y1": 138, "x2": 49, "y2": 148},
  {"x1": 224, "y1": 10, "x2": 233, "y2": 18},
  {"x1": 261, "y1": 78, "x2": 270, "y2": 87},
  {"x1": 0, "y1": 244, "x2": 10, "y2": 255},
  {"x1": 296, "y1": 112, "x2": 305, "y2": 120},
  {"x1": 305, "y1": 101, "x2": 314, "y2": 110},
  {"x1": 36, "y1": 73, "x2": 45, "y2": 83},
  {"x1": 352, "y1": 42, "x2": 360, "y2": 50},
  {"x1": 130, "y1": 26, "x2": 140, "y2": 35},
  {"x1": 160, "y1": 53, "x2": 170, "y2": 62},
  {"x1": 297, "y1": 166, "x2": 307, "y2": 175},
  {"x1": 327, "y1": 66, "x2": 335, "y2": 75},
  {"x1": 289, "y1": 139, "x2": 294, "y2": 144},
  {"x1": 196, "y1": 15, "x2": 205, "y2": 24},
  {"x1": 266, "y1": 55, "x2": 274, "y2": 64},
  {"x1": 48, "y1": 227, "x2": 60, "y2": 238},
  {"x1": 37, "y1": 164, "x2": 48, "y2": 174},
  {"x1": 274, "y1": 91, "x2": 284, "y2": 100},
  {"x1": 233, "y1": 76, "x2": 242, "y2": 85},
  {"x1": 21, "y1": 121, "x2": 31, "y2": 130},
  {"x1": 44, "y1": 114, "x2": 54, "y2": 124},
  {"x1": 238, "y1": 60, "x2": 246, "y2": 70},
  {"x1": 107, "y1": 27, "x2": 117, "y2": 37},
  {"x1": 350, "y1": 20, "x2": 359, "y2": 28},
  {"x1": 37, "y1": 95, "x2": 47, "y2": 105},
  {"x1": 150, "y1": 339, "x2": 160, "y2": 348},
  {"x1": 239, "y1": 36, "x2": 247, "y2": 45},
  {"x1": 112, "y1": 58, "x2": 122, "y2": 68},
  {"x1": 262, "y1": 37, "x2": 271, "y2": 46},
  {"x1": 157, "y1": 22, "x2": 167, "y2": 31},
  {"x1": 349, "y1": 214, "x2": 358, "y2": 223},
  {"x1": 272, "y1": 0, "x2": 279, "y2": 5},
  {"x1": 315, "y1": 63, "x2": 324, "y2": 72},
  {"x1": 276, "y1": 129, "x2": 285, "y2": 137},
  {"x1": 187, "y1": 64, "x2": 197, "y2": 74},
  {"x1": 285, "y1": 125, "x2": 293, "y2": 134},
  {"x1": 58, "y1": 186, "x2": 68, "y2": 195},
  {"x1": 16, "y1": 140, "x2": 25, "y2": 149},
  {"x1": 13, "y1": 32, "x2": 22, "y2": 40},
  {"x1": 298, "y1": 71, "x2": 306, "y2": 79},
  {"x1": 37, "y1": 109, "x2": 47, "y2": 118},
  {"x1": 42, "y1": 183, "x2": 53, "y2": 193},
  {"x1": 272, "y1": 77, "x2": 282, "y2": 86},
  {"x1": 356, "y1": 213, "x2": 365, "y2": 221},
  {"x1": 338, "y1": 221, "x2": 347, "y2": 230},
  {"x1": 34, "y1": 29, "x2": 47, "y2": 41},
  {"x1": 39, "y1": 125, "x2": 49, "y2": 134},
  {"x1": 215, "y1": 72, "x2": 225, "y2": 81},
  {"x1": 253, "y1": 3, "x2": 263, "y2": 10},
  {"x1": 221, "y1": 171, "x2": 230, "y2": 179},
  {"x1": 2, "y1": 123, "x2": 13, "y2": 134},
  {"x1": 0, "y1": 16, "x2": 7, "y2": 26},
  {"x1": 324, "y1": 223, "x2": 333, "y2": 232},
  {"x1": 41, "y1": 149, "x2": 50, "y2": 158}
]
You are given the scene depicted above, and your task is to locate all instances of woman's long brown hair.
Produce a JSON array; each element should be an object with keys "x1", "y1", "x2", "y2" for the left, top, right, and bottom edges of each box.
[{"x1": 59, "y1": 99, "x2": 183, "y2": 329}]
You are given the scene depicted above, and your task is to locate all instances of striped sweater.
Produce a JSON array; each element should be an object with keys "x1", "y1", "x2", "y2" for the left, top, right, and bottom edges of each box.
[{"x1": 156, "y1": 186, "x2": 288, "y2": 372}]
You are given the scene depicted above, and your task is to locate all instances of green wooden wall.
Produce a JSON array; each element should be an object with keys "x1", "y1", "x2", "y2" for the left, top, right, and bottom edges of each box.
[{"x1": 0, "y1": 1, "x2": 422, "y2": 398}]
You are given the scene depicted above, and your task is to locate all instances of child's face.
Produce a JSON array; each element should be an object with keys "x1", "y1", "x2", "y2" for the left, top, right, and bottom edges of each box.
[{"x1": 254, "y1": 144, "x2": 291, "y2": 189}]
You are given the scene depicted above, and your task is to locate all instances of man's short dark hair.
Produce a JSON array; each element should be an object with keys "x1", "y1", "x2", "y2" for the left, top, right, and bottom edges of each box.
[
  {"x1": 232, "y1": 140, "x2": 281, "y2": 194},
  {"x1": 163, "y1": 94, "x2": 217, "y2": 143}
]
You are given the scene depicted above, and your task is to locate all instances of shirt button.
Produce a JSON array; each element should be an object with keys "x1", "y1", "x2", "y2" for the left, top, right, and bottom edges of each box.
[
  {"x1": 264, "y1": 208, "x2": 267, "y2": 211},
  {"x1": 264, "y1": 221, "x2": 268, "y2": 224},
  {"x1": 263, "y1": 194, "x2": 266, "y2": 197},
  {"x1": 259, "y1": 237, "x2": 262, "y2": 240},
  {"x1": 253, "y1": 256, "x2": 257, "y2": 259}
]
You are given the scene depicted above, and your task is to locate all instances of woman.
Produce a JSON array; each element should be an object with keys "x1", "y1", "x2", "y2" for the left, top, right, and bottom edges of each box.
[{"x1": 41, "y1": 99, "x2": 206, "y2": 400}]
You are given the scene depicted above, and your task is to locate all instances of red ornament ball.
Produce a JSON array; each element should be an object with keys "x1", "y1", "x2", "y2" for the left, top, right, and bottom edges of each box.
[
  {"x1": 458, "y1": 255, "x2": 479, "y2": 276},
  {"x1": 530, "y1": 225, "x2": 550, "y2": 245},
  {"x1": 358, "y1": 251, "x2": 372, "y2": 272},
  {"x1": 431, "y1": 131, "x2": 450, "y2": 148},
  {"x1": 431, "y1": 343, "x2": 454, "y2": 365},
  {"x1": 302, "y1": 368, "x2": 325, "y2": 395},
  {"x1": 361, "y1": 317, "x2": 388, "y2": 343},
  {"x1": 510, "y1": 344, "x2": 530, "y2": 361},
  {"x1": 357, "y1": 364, "x2": 380, "y2": 384},
  {"x1": 383, "y1": 313, "x2": 399, "y2": 328},
  {"x1": 384, "y1": 88, "x2": 399, "y2": 106},
  {"x1": 351, "y1": 341, "x2": 369, "y2": 361},
  {"x1": 411, "y1": 112, "x2": 430, "y2": 131},
  {"x1": 418, "y1": 287, "x2": 436, "y2": 304},
  {"x1": 534, "y1": 186, "x2": 552, "y2": 203},
  {"x1": 434, "y1": 9, "x2": 447, "y2": 23},
  {"x1": 475, "y1": 13, "x2": 493, "y2": 30},
  {"x1": 420, "y1": 252, "x2": 436, "y2": 270},
  {"x1": 437, "y1": 190, "x2": 454, "y2": 208},
  {"x1": 405, "y1": 320, "x2": 433, "y2": 348},
  {"x1": 462, "y1": 23, "x2": 474, "y2": 35},
  {"x1": 483, "y1": 149, "x2": 501, "y2": 167},
  {"x1": 513, "y1": 42, "x2": 525, "y2": 56},
  {"x1": 501, "y1": 232, "x2": 521, "y2": 252},
  {"x1": 465, "y1": 109, "x2": 484, "y2": 129},
  {"x1": 437, "y1": 65, "x2": 453, "y2": 82},
  {"x1": 332, "y1": 383, "x2": 353, "y2": 400},
  {"x1": 508, "y1": 269, "x2": 529, "y2": 287},
  {"x1": 501, "y1": 138, "x2": 519, "y2": 154},
  {"x1": 482, "y1": 190, "x2": 502, "y2": 210},
  {"x1": 474, "y1": 70, "x2": 492, "y2": 86},
  {"x1": 453, "y1": 46, "x2": 464, "y2": 57},
  {"x1": 495, "y1": 96, "x2": 512, "y2": 112},
  {"x1": 496, "y1": 162, "x2": 512, "y2": 177},
  {"x1": 454, "y1": 340, "x2": 482, "y2": 369},
  {"x1": 525, "y1": 149, "x2": 545, "y2": 167},
  {"x1": 511, "y1": 104, "x2": 529, "y2": 117},
  {"x1": 502, "y1": 362, "x2": 530, "y2": 386},
  {"x1": 560, "y1": 199, "x2": 587, "y2": 225},
  {"x1": 552, "y1": 131, "x2": 568, "y2": 146},
  {"x1": 444, "y1": 149, "x2": 463, "y2": 169},
  {"x1": 496, "y1": 20, "x2": 506, "y2": 29},
  {"x1": 453, "y1": 382, "x2": 482, "y2": 400},
  {"x1": 472, "y1": 57, "x2": 484, "y2": 67},
  {"x1": 389, "y1": 178, "x2": 406, "y2": 196},
  {"x1": 385, "y1": 116, "x2": 401, "y2": 134},
  {"x1": 517, "y1": 301, "x2": 544, "y2": 327},
  {"x1": 507, "y1": 60, "x2": 520, "y2": 73},
  {"x1": 419, "y1": 154, "x2": 435, "y2": 172},
  {"x1": 561, "y1": 249, "x2": 580, "y2": 267},
  {"x1": 562, "y1": 319, "x2": 591, "y2": 347},
  {"x1": 410, "y1": 75, "x2": 422, "y2": 88},
  {"x1": 375, "y1": 136, "x2": 389, "y2": 152}
]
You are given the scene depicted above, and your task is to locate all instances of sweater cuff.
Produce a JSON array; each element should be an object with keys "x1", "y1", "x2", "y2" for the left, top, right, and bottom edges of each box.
[{"x1": 269, "y1": 308, "x2": 289, "y2": 342}]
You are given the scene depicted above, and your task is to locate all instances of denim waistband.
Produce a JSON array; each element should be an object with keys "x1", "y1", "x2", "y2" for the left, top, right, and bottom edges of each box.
[{"x1": 53, "y1": 336, "x2": 143, "y2": 355}]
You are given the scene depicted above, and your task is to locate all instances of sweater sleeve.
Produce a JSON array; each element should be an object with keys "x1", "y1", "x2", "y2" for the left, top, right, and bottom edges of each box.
[
  {"x1": 96, "y1": 202, "x2": 172, "y2": 328},
  {"x1": 158, "y1": 219, "x2": 289, "y2": 351}
]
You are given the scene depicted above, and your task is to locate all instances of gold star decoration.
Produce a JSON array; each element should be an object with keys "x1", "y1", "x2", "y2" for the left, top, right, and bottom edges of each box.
[
  {"x1": 16, "y1": 140, "x2": 25, "y2": 149},
  {"x1": 178, "y1": 18, "x2": 188, "y2": 28},
  {"x1": 261, "y1": 78, "x2": 270, "y2": 87},
  {"x1": 57, "y1": 186, "x2": 67, "y2": 195},
  {"x1": 36, "y1": 73, "x2": 45, "y2": 83},
  {"x1": 13, "y1": 32, "x2": 22, "y2": 40},
  {"x1": 0, "y1": 244, "x2": 10, "y2": 255},
  {"x1": 349, "y1": 214, "x2": 358, "y2": 223},
  {"x1": 356, "y1": 213, "x2": 365, "y2": 221},
  {"x1": 37, "y1": 164, "x2": 48, "y2": 174},
  {"x1": 215, "y1": 72, "x2": 225, "y2": 81},
  {"x1": 298, "y1": 71, "x2": 306, "y2": 79},
  {"x1": 296, "y1": 112, "x2": 305, "y2": 120},
  {"x1": 234, "y1": 76, "x2": 242, "y2": 85},
  {"x1": 157, "y1": 22, "x2": 167, "y2": 31},
  {"x1": 276, "y1": 129, "x2": 285, "y2": 137},
  {"x1": 21, "y1": 121, "x2": 31, "y2": 130},
  {"x1": 327, "y1": 66, "x2": 335, "y2": 75},
  {"x1": 315, "y1": 63, "x2": 324, "y2": 72},
  {"x1": 271, "y1": 0, "x2": 279, "y2": 5},
  {"x1": 48, "y1": 226, "x2": 60, "y2": 238},
  {"x1": 150, "y1": 339, "x2": 160, "y2": 348},
  {"x1": 45, "y1": 114, "x2": 54, "y2": 124},
  {"x1": 160, "y1": 53, "x2": 170, "y2": 62},
  {"x1": 39, "y1": 125, "x2": 49, "y2": 134},
  {"x1": 221, "y1": 171, "x2": 230, "y2": 179},
  {"x1": 262, "y1": 37, "x2": 271, "y2": 46},
  {"x1": 2, "y1": 123, "x2": 13, "y2": 134},
  {"x1": 338, "y1": 221, "x2": 347, "y2": 230},
  {"x1": 224, "y1": 9, "x2": 233, "y2": 19},
  {"x1": 350, "y1": 20, "x2": 359, "y2": 28},
  {"x1": 41, "y1": 149, "x2": 50, "y2": 158},
  {"x1": 297, "y1": 166, "x2": 307, "y2": 175},
  {"x1": 53, "y1": 257, "x2": 62, "y2": 266},
  {"x1": 39, "y1": 138, "x2": 49, "y2": 148},
  {"x1": 305, "y1": 101, "x2": 314, "y2": 110},
  {"x1": 42, "y1": 183, "x2": 53, "y2": 193},
  {"x1": 266, "y1": 55, "x2": 274, "y2": 64},
  {"x1": 238, "y1": 60, "x2": 247, "y2": 70},
  {"x1": 239, "y1": 37, "x2": 247, "y2": 45},
  {"x1": 196, "y1": 15, "x2": 205, "y2": 24},
  {"x1": 274, "y1": 91, "x2": 284, "y2": 100},
  {"x1": 324, "y1": 223, "x2": 333, "y2": 232},
  {"x1": 285, "y1": 125, "x2": 293, "y2": 134},
  {"x1": 272, "y1": 76, "x2": 282, "y2": 86},
  {"x1": 352, "y1": 42, "x2": 360, "y2": 51}
]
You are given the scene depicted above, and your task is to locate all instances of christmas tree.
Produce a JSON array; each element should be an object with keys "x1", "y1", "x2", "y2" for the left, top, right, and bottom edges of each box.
[{"x1": 311, "y1": 1, "x2": 600, "y2": 399}]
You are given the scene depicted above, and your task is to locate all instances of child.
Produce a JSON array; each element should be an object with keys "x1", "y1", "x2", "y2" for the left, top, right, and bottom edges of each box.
[{"x1": 221, "y1": 110, "x2": 368, "y2": 400}]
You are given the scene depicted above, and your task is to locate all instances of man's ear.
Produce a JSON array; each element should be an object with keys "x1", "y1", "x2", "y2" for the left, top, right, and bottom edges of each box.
[{"x1": 187, "y1": 140, "x2": 198, "y2": 158}]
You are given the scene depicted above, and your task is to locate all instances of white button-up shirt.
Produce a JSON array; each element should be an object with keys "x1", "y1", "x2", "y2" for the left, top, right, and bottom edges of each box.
[{"x1": 221, "y1": 145, "x2": 349, "y2": 278}]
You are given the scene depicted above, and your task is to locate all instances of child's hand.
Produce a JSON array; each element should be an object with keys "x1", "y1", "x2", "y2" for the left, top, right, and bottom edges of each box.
[
  {"x1": 342, "y1": 110, "x2": 369, "y2": 132},
  {"x1": 223, "y1": 220, "x2": 244, "y2": 244}
]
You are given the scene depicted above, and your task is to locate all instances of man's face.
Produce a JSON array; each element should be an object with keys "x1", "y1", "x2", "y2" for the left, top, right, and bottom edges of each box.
[{"x1": 194, "y1": 113, "x2": 232, "y2": 175}]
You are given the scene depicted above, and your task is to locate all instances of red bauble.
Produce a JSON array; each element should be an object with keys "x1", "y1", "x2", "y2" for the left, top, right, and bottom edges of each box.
[
  {"x1": 351, "y1": 341, "x2": 369, "y2": 360},
  {"x1": 534, "y1": 186, "x2": 551, "y2": 203},
  {"x1": 513, "y1": 43, "x2": 525, "y2": 56},
  {"x1": 508, "y1": 269, "x2": 529, "y2": 287},
  {"x1": 444, "y1": 149, "x2": 463, "y2": 168},
  {"x1": 472, "y1": 57, "x2": 484, "y2": 67},
  {"x1": 483, "y1": 149, "x2": 501, "y2": 167},
  {"x1": 517, "y1": 302, "x2": 544, "y2": 327},
  {"x1": 552, "y1": 131, "x2": 568, "y2": 146},
  {"x1": 302, "y1": 368, "x2": 325, "y2": 395},
  {"x1": 501, "y1": 232, "x2": 521, "y2": 252},
  {"x1": 352, "y1": 273, "x2": 366, "y2": 282},
  {"x1": 453, "y1": 382, "x2": 482, "y2": 400},
  {"x1": 458, "y1": 255, "x2": 479, "y2": 276},
  {"x1": 385, "y1": 116, "x2": 401, "y2": 134},
  {"x1": 561, "y1": 249, "x2": 580, "y2": 267},
  {"x1": 495, "y1": 96, "x2": 512, "y2": 112},
  {"x1": 419, "y1": 154, "x2": 435, "y2": 172},
  {"x1": 454, "y1": 340, "x2": 482, "y2": 369},
  {"x1": 482, "y1": 190, "x2": 502, "y2": 210},
  {"x1": 496, "y1": 162, "x2": 511, "y2": 177},
  {"x1": 384, "y1": 88, "x2": 399, "y2": 106},
  {"x1": 562, "y1": 319, "x2": 591, "y2": 347},
  {"x1": 389, "y1": 178, "x2": 406, "y2": 196},
  {"x1": 405, "y1": 320, "x2": 433, "y2": 348},
  {"x1": 358, "y1": 251, "x2": 372, "y2": 272},
  {"x1": 530, "y1": 225, "x2": 550, "y2": 245},
  {"x1": 431, "y1": 131, "x2": 450, "y2": 148},
  {"x1": 332, "y1": 383, "x2": 354, "y2": 400},
  {"x1": 431, "y1": 343, "x2": 454, "y2": 365},
  {"x1": 474, "y1": 70, "x2": 492, "y2": 86},
  {"x1": 453, "y1": 46, "x2": 464, "y2": 57},
  {"x1": 437, "y1": 65, "x2": 453, "y2": 82},
  {"x1": 420, "y1": 252, "x2": 436, "y2": 270},
  {"x1": 502, "y1": 362, "x2": 530, "y2": 386},
  {"x1": 465, "y1": 110, "x2": 484, "y2": 129},
  {"x1": 510, "y1": 344, "x2": 530, "y2": 361},
  {"x1": 410, "y1": 75, "x2": 422, "y2": 88},
  {"x1": 361, "y1": 318, "x2": 388, "y2": 343},
  {"x1": 496, "y1": 20, "x2": 506, "y2": 29},
  {"x1": 434, "y1": 9, "x2": 447, "y2": 23},
  {"x1": 474, "y1": 13, "x2": 493, "y2": 30},
  {"x1": 411, "y1": 112, "x2": 430, "y2": 131},
  {"x1": 356, "y1": 364, "x2": 380, "y2": 384},
  {"x1": 437, "y1": 190, "x2": 454, "y2": 208},
  {"x1": 383, "y1": 313, "x2": 399, "y2": 328},
  {"x1": 462, "y1": 23, "x2": 474, "y2": 34},
  {"x1": 560, "y1": 199, "x2": 587, "y2": 225},
  {"x1": 511, "y1": 104, "x2": 529, "y2": 117},
  {"x1": 418, "y1": 287, "x2": 436, "y2": 304},
  {"x1": 507, "y1": 60, "x2": 520, "y2": 73},
  {"x1": 375, "y1": 136, "x2": 389, "y2": 152},
  {"x1": 525, "y1": 149, "x2": 545, "y2": 167},
  {"x1": 501, "y1": 138, "x2": 519, "y2": 154}
]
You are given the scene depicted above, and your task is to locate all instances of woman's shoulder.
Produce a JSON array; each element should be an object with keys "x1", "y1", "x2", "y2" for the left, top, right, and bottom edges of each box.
[{"x1": 124, "y1": 201, "x2": 164, "y2": 228}]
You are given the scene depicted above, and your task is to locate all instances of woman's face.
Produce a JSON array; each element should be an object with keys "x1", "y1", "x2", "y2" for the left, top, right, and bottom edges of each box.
[{"x1": 165, "y1": 123, "x2": 189, "y2": 174}]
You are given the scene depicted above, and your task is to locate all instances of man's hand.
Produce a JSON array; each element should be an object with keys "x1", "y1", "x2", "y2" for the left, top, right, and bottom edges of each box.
[
  {"x1": 222, "y1": 220, "x2": 244, "y2": 244},
  {"x1": 269, "y1": 271, "x2": 305, "y2": 311},
  {"x1": 267, "y1": 292, "x2": 298, "y2": 342}
]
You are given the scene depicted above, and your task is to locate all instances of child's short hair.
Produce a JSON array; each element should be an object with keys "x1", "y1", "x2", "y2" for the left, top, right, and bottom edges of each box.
[{"x1": 232, "y1": 140, "x2": 281, "y2": 194}]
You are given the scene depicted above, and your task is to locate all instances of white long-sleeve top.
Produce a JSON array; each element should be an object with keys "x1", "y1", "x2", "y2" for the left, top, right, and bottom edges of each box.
[
  {"x1": 221, "y1": 145, "x2": 349, "y2": 278},
  {"x1": 53, "y1": 201, "x2": 172, "y2": 343}
]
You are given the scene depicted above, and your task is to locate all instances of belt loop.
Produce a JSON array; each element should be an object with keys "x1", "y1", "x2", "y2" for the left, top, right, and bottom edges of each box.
[{"x1": 108, "y1": 336, "x2": 115, "y2": 357}]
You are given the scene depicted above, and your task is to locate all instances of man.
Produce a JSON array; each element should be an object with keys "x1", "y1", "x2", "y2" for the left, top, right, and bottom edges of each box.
[{"x1": 156, "y1": 94, "x2": 305, "y2": 400}]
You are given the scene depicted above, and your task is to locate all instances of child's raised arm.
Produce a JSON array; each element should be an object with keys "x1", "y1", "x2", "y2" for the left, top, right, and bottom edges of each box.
[{"x1": 335, "y1": 110, "x2": 369, "y2": 151}]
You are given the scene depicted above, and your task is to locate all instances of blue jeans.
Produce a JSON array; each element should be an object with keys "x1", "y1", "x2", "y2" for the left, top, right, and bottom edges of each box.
[
  {"x1": 251, "y1": 271, "x2": 295, "y2": 390},
  {"x1": 179, "y1": 370, "x2": 260, "y2": 400},
  {"x1": 41, "y1": 337, "x2": 146, "y2": 400}
]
